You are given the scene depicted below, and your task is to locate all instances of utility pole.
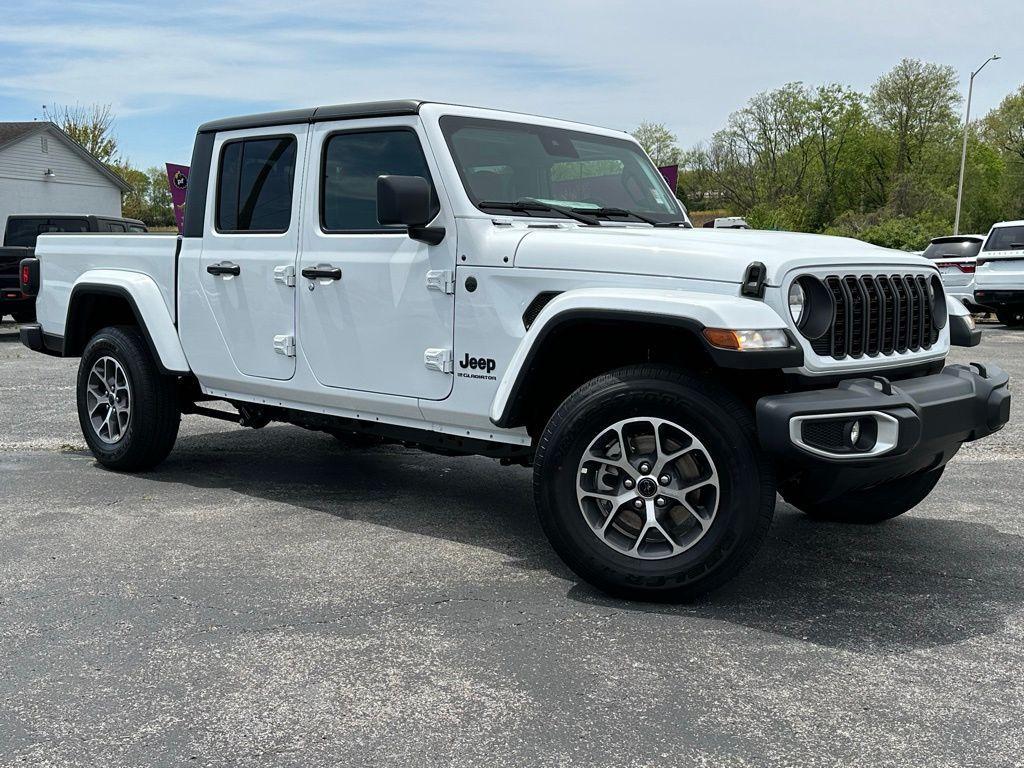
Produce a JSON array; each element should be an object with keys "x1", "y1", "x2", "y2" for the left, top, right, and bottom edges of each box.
[{"x1": 954, "y1": 54, "x2": 1000, "y2": 235}]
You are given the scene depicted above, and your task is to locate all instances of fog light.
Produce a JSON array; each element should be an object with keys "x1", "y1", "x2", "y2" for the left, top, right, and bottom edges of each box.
[{"x1": 848, "y1": 420, "x2": 861, "y2": 446}]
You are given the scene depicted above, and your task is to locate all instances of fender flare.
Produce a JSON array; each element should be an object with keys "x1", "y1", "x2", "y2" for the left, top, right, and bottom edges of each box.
[
  {"x1": 489, "y1": 287, "x2": 801, "y2": 428},
  {"x1": 65, "y1": 271, "x2": 190, "y2": 374}
]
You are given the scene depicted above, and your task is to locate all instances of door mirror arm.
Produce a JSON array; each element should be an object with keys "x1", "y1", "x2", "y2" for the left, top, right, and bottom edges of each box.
[
  {"x1": 408, "y1": 225, "x2": 446, "y2": 246},
  {"x1": 377, "y1": 175, "x2": 445, "y2": 246}
]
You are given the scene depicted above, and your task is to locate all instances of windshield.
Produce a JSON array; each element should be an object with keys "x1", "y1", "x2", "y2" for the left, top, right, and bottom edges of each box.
[
  {"x1": 922, "y1": 238, "x2": 982, "y2": 259},
  {"x1": 984, "y1": 225, "x2": 1024, "y2": 252},
  {"x1": 440, "y1": 116, "x2": 686, "y2": 224}
]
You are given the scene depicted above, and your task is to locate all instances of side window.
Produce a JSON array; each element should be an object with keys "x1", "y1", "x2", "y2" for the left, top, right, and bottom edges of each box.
[
  {"x1": 217, "y1": 136, "x2": 297, "y2": 233},
  {"x1": 46, "y1": 218, "x2": 90, "y2": 233},
  {"x1": 103, "y1": 222, "x2": 127, "y2": 232},
  {"x1": 321, "y1": 129, "x2": 438, "y2": 232},
  {"x1": 4, "y1": 219, "x2": 42, "y2": 248}
]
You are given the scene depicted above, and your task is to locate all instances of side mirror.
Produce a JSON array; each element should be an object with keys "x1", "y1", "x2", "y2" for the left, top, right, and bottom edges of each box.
[{"x1": 377, "y1": 175, "x2": 445, "y2": 245}]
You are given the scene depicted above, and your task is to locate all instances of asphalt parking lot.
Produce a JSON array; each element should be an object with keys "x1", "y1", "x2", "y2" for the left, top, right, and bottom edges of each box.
[{"x1": 1, "y1": 318, "x2": 1022, "y2": 768}]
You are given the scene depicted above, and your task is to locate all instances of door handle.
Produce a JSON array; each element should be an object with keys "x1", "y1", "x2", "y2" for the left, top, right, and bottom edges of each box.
[
  {"x1": 207, "y1": 262, "x2": 241, "y2": 277},
  {"x1": 301, "y1": 265, "x2": 342, "y2": 281}
]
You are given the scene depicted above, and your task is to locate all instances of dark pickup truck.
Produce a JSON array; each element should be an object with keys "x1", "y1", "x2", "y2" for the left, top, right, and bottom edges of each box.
[{"x1": 1, "y1": 214, "x2": 146, "y2": 321}]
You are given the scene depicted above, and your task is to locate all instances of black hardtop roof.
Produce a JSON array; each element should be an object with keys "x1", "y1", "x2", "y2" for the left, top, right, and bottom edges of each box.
[{"x1": 197, "y1": 99, "x2": 427, "y2": 134}]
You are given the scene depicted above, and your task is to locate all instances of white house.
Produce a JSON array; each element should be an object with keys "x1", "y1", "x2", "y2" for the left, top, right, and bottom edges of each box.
[{"x1": 0, "y1": 122, "x2": 129, "y2": 236}]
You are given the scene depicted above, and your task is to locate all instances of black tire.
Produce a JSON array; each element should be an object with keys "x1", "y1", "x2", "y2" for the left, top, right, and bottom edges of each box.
[
  {"x1": 77, "y1": 326, "x2": 180, "y2": 471},
  {"x1": 783, "y1": 467, "x2": 944, "y2": 524},
  {"x1": 533, "y1": 365, "x2": 776, "y2": 601},
  {"x1": 12, "y1": 309, "x2": 36, "y2": 323},
  {"x1": 996, "y1": 309, "x2": 1024, "y2": 327}
]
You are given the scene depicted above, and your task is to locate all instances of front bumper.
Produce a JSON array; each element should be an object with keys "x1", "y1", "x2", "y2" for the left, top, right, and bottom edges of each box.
[
  {"x1": 975, "y1": 289, "x2": 1024, "y2": 310},
  {"x1": 756, "y1": 363, "x2": 1010, "y2": 500}
]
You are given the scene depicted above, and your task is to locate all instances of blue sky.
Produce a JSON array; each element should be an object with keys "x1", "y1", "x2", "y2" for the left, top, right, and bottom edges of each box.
[{"x1": 0, "y1": 0, "x2": 1021, "y2": 170}]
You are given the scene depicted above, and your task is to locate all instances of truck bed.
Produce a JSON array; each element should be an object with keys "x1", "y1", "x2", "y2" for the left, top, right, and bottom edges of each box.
[{"x1": 34, "y1": 233, "x2": 180, "y2": 336}]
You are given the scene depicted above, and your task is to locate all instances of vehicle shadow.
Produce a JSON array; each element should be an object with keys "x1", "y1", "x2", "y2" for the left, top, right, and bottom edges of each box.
[{"x1": 141, "y1": 425, "x2": 1024, "y2": 655}]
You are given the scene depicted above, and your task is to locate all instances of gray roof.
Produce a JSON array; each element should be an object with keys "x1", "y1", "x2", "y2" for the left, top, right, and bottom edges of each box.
[
  {"x1": 0, "y1": 121, "x2": 41, "y2": 149},
  {"x1": 0, "y1": 121, "x2": 131, "y2": 192}
]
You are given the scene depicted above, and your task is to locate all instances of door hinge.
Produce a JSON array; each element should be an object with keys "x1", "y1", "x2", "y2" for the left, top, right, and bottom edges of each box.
[
  {"x1": 273, "y1": 334, "x2": 296, "y2": 357},
  {"x1": 274, "y1": 265, "x2": 296, "y2": 287},
  {"x1": 426, "y1": 269, "x2": 455, "y2": 295},
  {"x1": 424, "y1": 347, "x2": 454, "y2": 373}
]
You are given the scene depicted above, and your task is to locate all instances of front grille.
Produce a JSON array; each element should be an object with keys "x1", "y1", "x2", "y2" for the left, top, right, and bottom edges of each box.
[{"x1": 809, "y1": 274, "x2": 938, "y2": 360}]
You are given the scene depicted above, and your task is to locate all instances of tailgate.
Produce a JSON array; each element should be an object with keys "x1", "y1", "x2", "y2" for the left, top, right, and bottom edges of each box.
[{"x1": 977, "y1": 253, "x2": 1024, "y2": 288}]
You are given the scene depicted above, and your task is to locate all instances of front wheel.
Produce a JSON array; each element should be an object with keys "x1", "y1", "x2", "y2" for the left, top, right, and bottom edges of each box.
[
  {"x1": 77, "y1": 326, "x2": 181, "y2": 471},
  {"x1": 533, "y1": 365, "x2": 776, "y2": 601},
  {"x1": 782, "y1": 467, "x2": 945, "y2": 523}
]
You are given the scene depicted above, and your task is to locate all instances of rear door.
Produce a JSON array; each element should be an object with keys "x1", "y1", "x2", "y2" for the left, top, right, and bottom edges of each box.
[{"x1": 197, "y1": 125, "x2": 308, "y2": 380}]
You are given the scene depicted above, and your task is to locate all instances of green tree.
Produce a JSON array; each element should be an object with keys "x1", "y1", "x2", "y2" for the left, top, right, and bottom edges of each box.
[
  {"x1": 869, "y1": 59, "x2": 961, "y2": 213},
  {"x1": 46, "y1": 103, "x2": 120, "y2": 165},
  {"x1": 982, "y1": 85, "x2": 1024, "y2": 220},
  {"x1": 632, "y1": 121, "x2": 680, "y2": 167}
]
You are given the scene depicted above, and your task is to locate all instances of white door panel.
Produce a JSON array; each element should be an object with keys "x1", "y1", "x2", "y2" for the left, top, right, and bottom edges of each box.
[
  {"x1": 299, "y1": 235, "x2": 454, "y2": 397},
  {"x1": 298, "y1": 118, "x2": 456, "y2": 400},
  {"x1": 196, "y1": 125, "x2": 308, "y2": 381}
]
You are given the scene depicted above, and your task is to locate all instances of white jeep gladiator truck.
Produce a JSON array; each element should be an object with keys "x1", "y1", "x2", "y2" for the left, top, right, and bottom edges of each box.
[{"x1": 18, "y1": 100, "x2": 1011, "y2": 600}]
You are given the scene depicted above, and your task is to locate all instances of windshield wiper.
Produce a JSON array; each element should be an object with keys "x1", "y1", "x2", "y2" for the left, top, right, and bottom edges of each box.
[
  {"x1": 477, "y1": 198, "x2": 600, "y2": 226},
  {"x1": 571, "y1": 206, "x2": 690, "y2": 228}
]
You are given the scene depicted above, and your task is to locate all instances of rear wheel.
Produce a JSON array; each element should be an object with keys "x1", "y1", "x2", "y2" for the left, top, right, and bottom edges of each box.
[
  {"x1": 533, "y1": 365, "x2": 775, "y2": 601},
  {"x1": 996, "y1": 309, "x2": 1024, "y2": 327},
  {"x1": 783, "y1": 467, "x2": 944, "y2": 524},
  {"x1": 77, "y1": 326, "x2": 180, "y2": 471}
]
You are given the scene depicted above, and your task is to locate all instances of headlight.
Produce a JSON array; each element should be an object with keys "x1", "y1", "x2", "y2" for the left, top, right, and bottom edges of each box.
[
  {"x1": 788, "y1": 282, "x2": 806, "y2": 325},
  {"x1": 789, "y1": 276, "x2": 834, "y2": 340},
  {"x1": 930, "y1": 274, "x2": 947, "y2": 329}
]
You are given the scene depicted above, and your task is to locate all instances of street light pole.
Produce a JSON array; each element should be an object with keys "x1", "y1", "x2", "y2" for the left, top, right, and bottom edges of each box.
[{"x1": 954, "y1": 54, "x2": 1000, "y2": 235}]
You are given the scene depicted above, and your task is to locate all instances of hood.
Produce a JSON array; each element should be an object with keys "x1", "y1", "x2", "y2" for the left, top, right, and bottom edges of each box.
[{"x1": 513, "y1": 226, "x2": 934, "y2": 285}]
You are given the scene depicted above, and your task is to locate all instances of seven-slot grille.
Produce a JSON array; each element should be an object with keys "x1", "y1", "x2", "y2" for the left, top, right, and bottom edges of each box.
[{"x1": 809, "y1": 274, "x2": 940, "y2": 360}]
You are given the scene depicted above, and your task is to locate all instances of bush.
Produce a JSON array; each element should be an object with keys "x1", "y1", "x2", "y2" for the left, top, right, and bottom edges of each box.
[{"x1": 824, "y1": 211, "x2": 949, "y2": 251}]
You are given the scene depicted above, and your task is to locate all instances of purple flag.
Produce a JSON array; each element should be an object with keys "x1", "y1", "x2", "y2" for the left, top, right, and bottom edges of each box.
[
  {"x1": 166, "y1": 163, "x2": 190, "y2": 234},
  {"x1": 658, "y1": 164, "x2": 679, "y2": 192}
]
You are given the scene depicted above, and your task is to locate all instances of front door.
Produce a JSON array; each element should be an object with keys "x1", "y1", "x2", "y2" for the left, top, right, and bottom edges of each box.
[
  {"x1": 199, "y1": 125, "x2": 307, "y2": 381},
  {"x1": 297, "y1": 121, "x2": 455, "y2": 400}
]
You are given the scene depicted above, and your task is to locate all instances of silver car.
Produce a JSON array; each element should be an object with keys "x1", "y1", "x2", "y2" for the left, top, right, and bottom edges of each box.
[{"x1": 922, "y1": 235, "x2": 985, "y2": 311}]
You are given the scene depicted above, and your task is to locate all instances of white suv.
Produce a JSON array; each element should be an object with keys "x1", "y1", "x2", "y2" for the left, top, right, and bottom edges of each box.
[
  {"x1": 975, "y1": 220, "x2": 1024, "y2": 326},
  {"x1": 17, "y1": 100, "x2": 1010, "y2": 600},
  {"x1": 922, "y1": 234, "x2": 985, "y2": 311}
]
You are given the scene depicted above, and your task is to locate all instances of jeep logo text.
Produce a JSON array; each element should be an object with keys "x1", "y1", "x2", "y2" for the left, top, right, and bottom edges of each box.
[{"x1": 459, "y1": 353, "x2": 496, "y2": 374}]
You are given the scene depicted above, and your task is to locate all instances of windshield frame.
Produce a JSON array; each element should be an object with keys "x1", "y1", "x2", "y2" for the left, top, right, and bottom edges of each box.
[{"x1": 438, "y1": 115, "x2": 688, "y2": 225}]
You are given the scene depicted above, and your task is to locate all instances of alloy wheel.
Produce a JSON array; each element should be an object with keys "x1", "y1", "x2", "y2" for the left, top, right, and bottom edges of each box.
[
  {"x1": 576, "y1": 417, "x2": 720, "y2": 560},
  {"x1": 85, "y1": 356, "x2": 132, "y2": 444}
]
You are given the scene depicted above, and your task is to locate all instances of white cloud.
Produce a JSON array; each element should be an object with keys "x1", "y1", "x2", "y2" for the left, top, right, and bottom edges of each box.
[{"x1": 1, "y1": 0, "x2": 1020, "y2": 168}]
